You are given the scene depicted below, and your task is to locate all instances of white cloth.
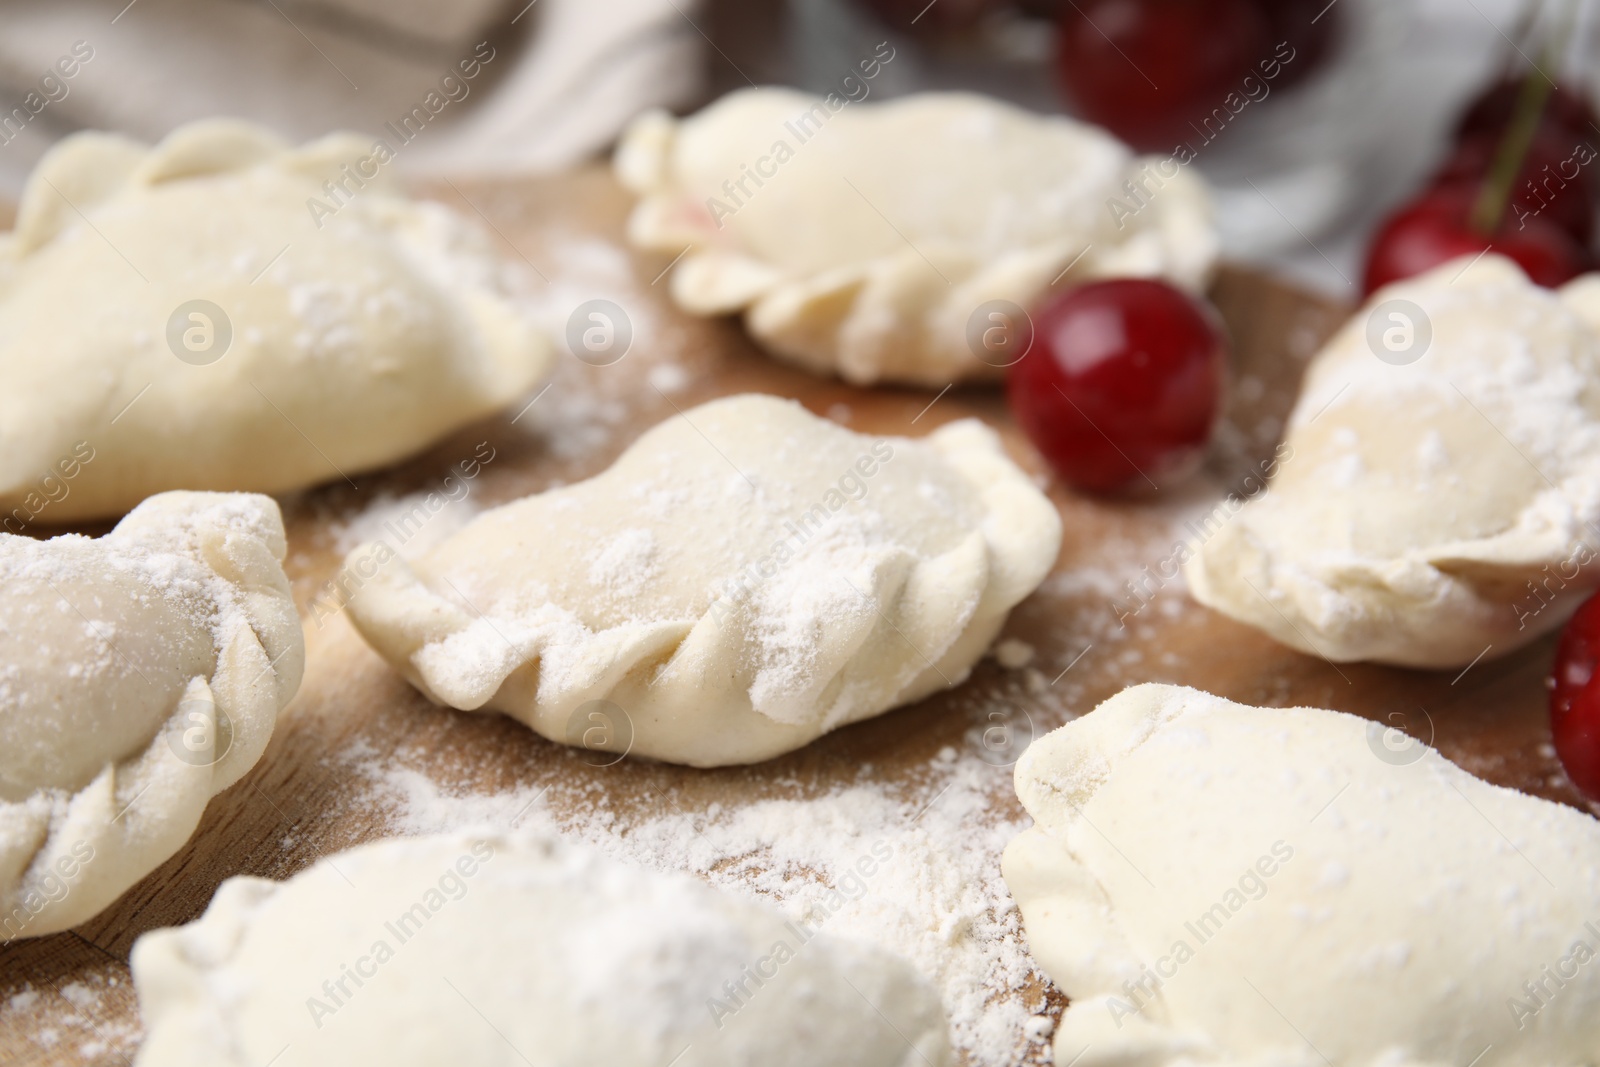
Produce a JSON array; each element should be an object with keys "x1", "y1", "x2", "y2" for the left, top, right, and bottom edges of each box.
[{"x1": 0, "y1": 0, "x2": 705, "y2": 194}]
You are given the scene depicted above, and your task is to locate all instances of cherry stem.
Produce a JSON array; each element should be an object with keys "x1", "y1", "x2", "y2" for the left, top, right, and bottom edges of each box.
[
  {"x1": 1470, "y1": 0, "x2": 1579, "y2": 236},
  {"x1": 1470, "y1": 61, "x2": 1555, "y2": 235}
]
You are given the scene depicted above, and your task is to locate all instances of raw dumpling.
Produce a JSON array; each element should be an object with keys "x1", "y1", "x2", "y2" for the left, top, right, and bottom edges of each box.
[
  {"x1": 0, "y1": 119, "x2": 550, "y2": 525},
  {"x1": 1004, "y1": 683, "x2": 1600, "y2": 1067},
  {"x1": 0, "y1": 492, "x2": 303, "y2": 940},
  {"x1": 1185, "y1": 255, "x2": 1600, "y2": 667},
  {"x1": 131, "y1": 832, "x2": 953, "y2": 1067},
  {"x1": 339, "y1": 393, "x2": 1061, "y2": 766},
  {"x1": 616, "y1": 89, "x2": 1217, "y2": 386}
]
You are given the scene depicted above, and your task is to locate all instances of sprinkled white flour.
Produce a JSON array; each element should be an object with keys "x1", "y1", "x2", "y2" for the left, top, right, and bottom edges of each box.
[
  {"x1": 555, "y1": 866, "x2": 757, "y2": 1043},
  {"x1": 1292, "y1": 274, "x2": 1600, "y2": 494},
  {"x1": 0, "y1": 967, "x2": 141, "y2": 1060},
  {"x1": 586, "y1": 527, "x2": 660, "y2": 597},
  {"x1": 0, "y1": 493, "x2": 278, "y2": 664},
  {"x1": 746, "y1": 518, "x2": 888, "y2": 727},
  {"x1": 330, "y1": 490, "x2": 483, "y2": 560},
  {"x1": 509, "y1": 233, "x2": 688, "y2": 462},
  {"x1": 518, "y1": 232, "x2": 659, "y2": 345},
  {"x1": 349, "y1": 750, "x2": 1055, "y2": 1066},
  {"x1": 649, "y1": 363, "x2": 691, "y2": 394},
  {"x1": 993, "y1": 639, "x2": 1035, "y2": 670}
]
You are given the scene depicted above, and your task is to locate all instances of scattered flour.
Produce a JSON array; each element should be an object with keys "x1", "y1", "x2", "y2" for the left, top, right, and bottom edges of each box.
[
  {"x1": 520, "y1": 378, "x2": 634, "y2": 462},
  {"x1": 0, "y1": 968, "x2": 141, "y2": 1060},
  {"x1": 352, "y1": 752, "x2": 1056, "y2": 1066},
  {"x1": 556, "y1": 865, "x2": 758, "y2": 1043},
  {"x1": 993, "y1": 639, "x2": 1034, "y2": 670},
  {"x1": 330, "y1": 489, "x2": 482, "y2": 560},
  {"x1": 509, "y1": 233, "x2": 690, "y2": 463},
  {"x1": 518, "y1": 233, "x2": 657, "y2": 341},
  {"x1": 586, "y1": 528, "x2": 660, "y2": 598},
  {"x1": 649, "y1": 363, "x2": 690, "y2": 394}
]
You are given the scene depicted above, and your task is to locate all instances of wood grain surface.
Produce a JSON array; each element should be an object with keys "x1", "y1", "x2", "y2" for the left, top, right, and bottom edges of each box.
[{"x1": 0, "y1": 166, "x2": 1588, "y2": 1066}]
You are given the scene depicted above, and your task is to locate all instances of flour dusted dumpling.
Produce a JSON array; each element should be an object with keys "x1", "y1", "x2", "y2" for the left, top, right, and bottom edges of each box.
[
  {"x1": 616, "y1": 89, "x2": 1217, "y2": 386},
  {"x1": 132, "y1": 832, "x2": 952, "y2": 1067},
  {"x1": 0, "y1": 492, "x2": 303, "y2": 940},
  {"x1": 339, "y1": 394, "x2": 1061, "y2": 765},
  {"x1": 0, "y1": 119, "x2": 550, "y2": 524},
  {"x1": 1004, "y1": 683, "x2": 1600, "y2": 1067},
  {"x1": 1185, "y1": 255, "x2": 1600, "y2": 667}
]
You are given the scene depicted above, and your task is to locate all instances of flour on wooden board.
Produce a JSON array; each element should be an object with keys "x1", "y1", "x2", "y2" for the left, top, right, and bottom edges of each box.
[
  {"x1": 508, "y1": 233, "x2": 691, "y2": 462},
  {"x1": 347, "y1": 750, "x2": 1058, "y2": 1066},
  {"x1": 0, "y1": 967, "x2": 140, "y2": 1060},
  {"x1": 329, "y1": 490, "x2": 483, "y2": 560}
]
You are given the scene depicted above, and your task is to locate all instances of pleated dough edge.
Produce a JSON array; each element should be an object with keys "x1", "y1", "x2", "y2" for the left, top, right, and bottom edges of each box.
[
  {"x1": 0, "y1": 491, "x2": 305, "y2": 941},
  {"x1": 338, "y1": 399, "x2": 1062, "y2": 766},
  {"x1": 614, "y1": 92, "x2": 1218, "y2": 387}
]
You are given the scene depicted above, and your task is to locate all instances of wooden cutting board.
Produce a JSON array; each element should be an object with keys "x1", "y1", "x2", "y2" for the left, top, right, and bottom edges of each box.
[{"x1": 0, "y1": 165, "x2": 1586, "y2": 1066}]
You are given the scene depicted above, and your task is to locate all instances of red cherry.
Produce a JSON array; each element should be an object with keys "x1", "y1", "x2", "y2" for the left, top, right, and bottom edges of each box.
[
  {"x1": 1456, "y1": 76, "x2": 1600, "y2": 145},
  {"x1": 1362, "y1": 185, "x2": 1593, "y2": 296},
  {"x1": 1056, "y1": 0, "x2": 1269, "y2": 152},
  {"x1": 1550, "y1": 592, "x2": 1600, "y2": 801},
  {"x1": 1550, "y1": 593, "x2": 1600, "y2": 718},
  {"x1": 1007, "y1": 279, "x2": 1227, "y2": 494},
  {"x1": 1433, "y1": 128, "x2": 1597, "y2": 243}
]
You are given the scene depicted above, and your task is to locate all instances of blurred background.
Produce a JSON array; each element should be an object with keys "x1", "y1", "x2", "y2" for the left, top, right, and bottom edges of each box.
[{"x1": 0, "y1": 0, "x2": 1565, "y2": 295}]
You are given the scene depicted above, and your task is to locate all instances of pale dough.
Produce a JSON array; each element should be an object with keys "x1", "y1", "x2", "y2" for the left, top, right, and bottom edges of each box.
[
  {"x1": 1185, "y1": 255, "x2": 1600, "y2": 667},
  {"x1": 1004, "y1": 683, "x2": 1600, "y2": 1066},
  {"x1": 339, "y1": 393, "x2": 1061, "y2": 765},
  {"x1": 0, "y1": 492, "x2": 303, "y2": 940},
  {"x1": 0, "y1": 119, "x2": 551, "y2": 524},
  {"x1": 616, "y1": 89, "x2": 1217, "y2": 386},
  {"x1": 131, "y1": 832, "x2": 953, "y2": 1067}
]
